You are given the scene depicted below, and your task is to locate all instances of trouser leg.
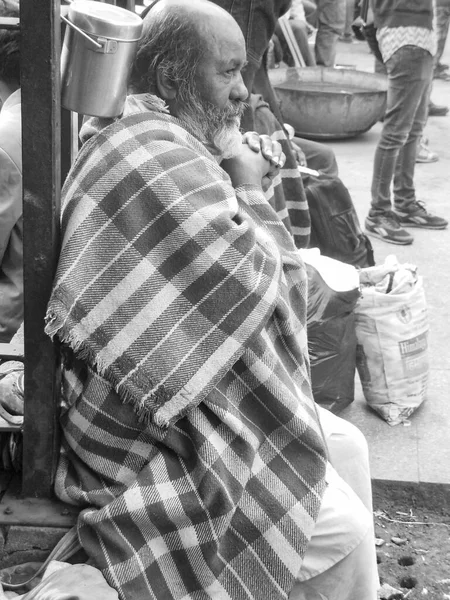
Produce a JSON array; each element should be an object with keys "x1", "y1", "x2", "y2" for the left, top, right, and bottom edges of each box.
[
  {"x1": 315, "y1": 0, "x2": 346, "y2": 66},
  {"x1": 344, "y1": 0, "x2": 356, "y2": 36},
  {"x1": 434, "y1": 0, "x2": 450, "y2": 67},
  {"x1": 275, "y1": 20, "x2": 317, "y2": 67},
  {"x1": 294, "y1": 137, "x2": 339, "y2": 177},
  {"x1": 369, "y1": 46, "x2": 433, "y2": 216},
  {"x1": 394, "y1": 74, "x2": 431, "y2": 208},
  {"x1": 290, "y1": 526, "x2": 379, "y2": 600},
  {"x1": 316, "y1": 404, "x2": 373, "y2": 512},
  {"x1": 289, "y1": 407, "x2": 379, "y2": 600}
]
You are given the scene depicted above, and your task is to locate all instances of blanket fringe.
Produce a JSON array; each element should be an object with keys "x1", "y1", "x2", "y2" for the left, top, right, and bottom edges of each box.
[{"x1": 45, "y1": 309, "x2": 172, "y2": 429}]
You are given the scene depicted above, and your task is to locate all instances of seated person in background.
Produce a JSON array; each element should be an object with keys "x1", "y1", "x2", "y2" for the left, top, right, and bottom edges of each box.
[
  {"x1": 313, "y1": 0, "x2": 346, "y2": 66},
  {"x1": 0, "y1": 11, "x2": 22, "y2": 342},
  {"x1": 275, "y1": 0, "x2": 317, "y2": 67},
  {"x1": 45, "y1": 1, "x2": 378, "y2": 598}
]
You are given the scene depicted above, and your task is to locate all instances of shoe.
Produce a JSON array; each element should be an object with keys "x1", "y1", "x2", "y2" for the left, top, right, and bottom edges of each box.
[
  {"x1": 395, "y1": 201, "x2": 448, "y2": 229},
  {"x1": 428, "y1": 101, "x2": 449, "y2": 116},
  {"x1": 365, "y1": 212, "x2": 414, "y2": 245},
  {"x1": 416, "y1": 142, "x2": 439, "y2": 163}
]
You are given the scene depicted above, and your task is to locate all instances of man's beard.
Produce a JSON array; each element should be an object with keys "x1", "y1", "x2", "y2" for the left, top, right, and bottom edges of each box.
[{"x1": 177, "y1": 90, "x2": 247, "y2": 159}]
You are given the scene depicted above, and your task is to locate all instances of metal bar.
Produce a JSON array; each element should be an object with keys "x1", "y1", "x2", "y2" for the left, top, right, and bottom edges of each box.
[
  {"x1": 60, "y1": 15, "x2": 103, "y2": 48},
  {"x1": 0, "y1": 476, "x2": 79, "y2": 527},
  {"x1": 60, "y1": 108, "x2": 78, "y2": 182},
  {"x1": 278, "y1": 17, "x2": 306, "y2": 68},
  {"x1": 20, "y1": 0, "x2": 62, "y2": 498},
  {"x1": 0, "y1": 17, "x2": 20, "y2": 30}
]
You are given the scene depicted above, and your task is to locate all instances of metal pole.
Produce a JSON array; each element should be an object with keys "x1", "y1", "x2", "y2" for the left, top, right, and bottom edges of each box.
[{"x1": 21, "y1": 0, "x2": 62, "y2": 498}]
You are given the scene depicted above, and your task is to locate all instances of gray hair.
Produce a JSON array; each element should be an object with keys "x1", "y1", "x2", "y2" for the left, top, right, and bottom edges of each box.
[{"x1": 129, "y1": 9, "x2": 204, "y2": 103}]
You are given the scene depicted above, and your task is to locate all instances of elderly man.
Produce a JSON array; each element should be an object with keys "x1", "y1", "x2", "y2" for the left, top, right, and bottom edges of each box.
[{"x1": 46, "y1": 1, "x2": 377, "y2": 599}]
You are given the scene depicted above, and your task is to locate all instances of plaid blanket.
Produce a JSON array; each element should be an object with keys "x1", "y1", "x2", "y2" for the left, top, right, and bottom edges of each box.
[{"x1": 46, "y1": 98, "x2": 327, "y2": 600}]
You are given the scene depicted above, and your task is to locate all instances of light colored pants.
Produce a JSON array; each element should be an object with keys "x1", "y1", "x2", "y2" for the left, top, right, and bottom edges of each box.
[{"x1": 290, "y1": 406, "x2": 379, "y2": 600}]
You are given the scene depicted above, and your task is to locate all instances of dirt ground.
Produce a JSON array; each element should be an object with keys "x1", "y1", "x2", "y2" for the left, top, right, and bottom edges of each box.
[{"x1": 374, "y1": 491, "x2": 450, "y2": 600}]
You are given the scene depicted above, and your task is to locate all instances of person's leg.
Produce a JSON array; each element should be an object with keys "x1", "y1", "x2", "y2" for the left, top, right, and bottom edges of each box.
[
  {"x1": 314, "y1": 0, "x2": 346, "y2": 66},
  {"x1": 289, "y1": 19, "x2": 317, "y2": 66},
  {"x1": 366, "y1": 46, "x2": 435, "y2": 244},
  {"x1": 294, "y1": 136, "x2": 339, "y2": 177},
  {"x1": 316, "y1": 404, "x2": 373, "y2": 512},
  {"x1": 370, "y1": 47, "x2": 429, "y2": 217},
  {"x1": 303, "y1": 0, "x2": 318, "y2": 27},
  {"x1": 393, "y1": 64, "x2": 448, "y2": 228},
  {"x1": 393, "y1": 55, "x2": 432, "y2": 211},
  {"x1": 434, "y1": 0, "x2": 450, "y2": 73},
  {"x1": 290, "y1": 526, "x2": 379, "y2": 600},
  {"x1": 341, "y1": 0, "x2": 356, "y2": 40},
  {"x1": 290, "y1": 407, "x2": 379, "y2": 600},
  {"x1": 275, "y1": 20, "x2": 316, "y2": 67}
]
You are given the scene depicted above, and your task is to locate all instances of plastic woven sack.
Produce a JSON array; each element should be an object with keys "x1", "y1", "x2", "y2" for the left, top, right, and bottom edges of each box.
[{"x1": 355, "y1": 261, "x2": 429, "y2": 426}]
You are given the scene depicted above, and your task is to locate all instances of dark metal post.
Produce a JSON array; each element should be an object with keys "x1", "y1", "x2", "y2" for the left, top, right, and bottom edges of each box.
[{"x1": 20, "y1": 0, "x2": 62, "y2": 498}]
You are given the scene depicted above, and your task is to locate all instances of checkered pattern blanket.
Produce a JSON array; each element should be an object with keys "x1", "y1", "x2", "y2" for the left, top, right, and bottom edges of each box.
[{"x1": 46, "y1": 101, "x2": 327, "y2": 600}]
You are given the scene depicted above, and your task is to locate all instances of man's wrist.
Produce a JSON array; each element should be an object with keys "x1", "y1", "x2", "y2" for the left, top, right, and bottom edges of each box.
[{"x1": 221, "y1": 159, "x2": 262, "y2": 188}]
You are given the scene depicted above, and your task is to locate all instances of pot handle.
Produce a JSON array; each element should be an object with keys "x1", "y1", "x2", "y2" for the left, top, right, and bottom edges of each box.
[{"x1": 61, "y1": 14, "x2": 103, "y2": 49}]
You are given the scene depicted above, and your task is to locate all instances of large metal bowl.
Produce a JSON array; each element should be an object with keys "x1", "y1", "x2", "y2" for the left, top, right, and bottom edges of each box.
[{"x1": 269, "y1": 66, "x2": 388, "y2": 140}]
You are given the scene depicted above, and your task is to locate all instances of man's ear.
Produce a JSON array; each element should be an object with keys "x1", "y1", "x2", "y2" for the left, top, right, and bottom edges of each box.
[{"x1": 155, "y1": 68, "x2": 177, "y2": 101}]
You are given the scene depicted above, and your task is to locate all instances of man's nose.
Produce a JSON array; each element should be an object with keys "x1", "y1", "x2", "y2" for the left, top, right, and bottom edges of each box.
[{"x1": 231, "y1": 72, "x2": 249, "y2": 102}]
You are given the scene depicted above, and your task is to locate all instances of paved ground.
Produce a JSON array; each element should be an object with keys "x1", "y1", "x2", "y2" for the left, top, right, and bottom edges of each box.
[{"x1": 316, "y1": 39, "x2": 450, "y2": 491}]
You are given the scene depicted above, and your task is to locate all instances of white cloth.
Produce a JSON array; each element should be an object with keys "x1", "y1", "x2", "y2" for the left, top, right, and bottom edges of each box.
[{"x1": 290, "y1": 406, "x2": 379, "y2": 600}]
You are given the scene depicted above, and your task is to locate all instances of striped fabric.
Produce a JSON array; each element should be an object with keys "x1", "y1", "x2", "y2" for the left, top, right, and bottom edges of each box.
[
  {"x1": 377, "y1": 26, "x2": 436, "y2": 62},
  {"x1": 251, "y1": 94, "x2": 311, "y2": 250},
  {"x1": 46, "y1": 100, "x2": 327, "y2": 600}
]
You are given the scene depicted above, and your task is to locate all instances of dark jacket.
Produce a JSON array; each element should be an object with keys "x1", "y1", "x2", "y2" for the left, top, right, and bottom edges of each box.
[{"x1": 371, "y1": 0, "x2": 433, "y2": 30}]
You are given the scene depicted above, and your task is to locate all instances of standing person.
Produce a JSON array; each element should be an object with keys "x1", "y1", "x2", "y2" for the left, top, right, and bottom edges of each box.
[
  {"x1": 0, "y1": 11, "x2": 22, "y2": 341},
  {"x1": 275, "y1": 0, "x2": 317, "y2": 66},
  {"x1": 340, "y1": 0, "x2": 356, "y2": 42},
  {"x1": 434, "y1": 0, "x2": 450, "y2": 80},
  {"x1": 314, "y1": 0, "x2": 347, "y2": 66},
  {"x1": 46, "y1": 1, "x2": 378, "y2": 598},
  {"x1": 365, "y1": 0, "x2": 448, "y2": 245}
]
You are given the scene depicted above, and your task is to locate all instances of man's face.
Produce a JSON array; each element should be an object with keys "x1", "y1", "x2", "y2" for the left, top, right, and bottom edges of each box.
[
  {"x1": 176, "y1": 17, "x2": 248, "y2": 158},
  {"x1": 194, "y1": 21, "x2": 248, "y2": 112}
]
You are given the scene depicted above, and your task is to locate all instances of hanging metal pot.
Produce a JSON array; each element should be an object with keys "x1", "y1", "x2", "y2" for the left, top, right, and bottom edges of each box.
[{"x1": 61, "y1": 1, "x2": 143, "y2": 117}]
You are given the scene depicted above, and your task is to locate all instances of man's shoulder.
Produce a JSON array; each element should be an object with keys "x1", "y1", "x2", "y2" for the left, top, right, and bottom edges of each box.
[
  {"x1": 67, "y1": 110, "x2": 224, "y2": 199},
  {"x1": 84, "y1": 110, "x2": 208, "y2": 158},
  {"x1": 76, "y1": 111, "x2": 220, "y2": 184}
]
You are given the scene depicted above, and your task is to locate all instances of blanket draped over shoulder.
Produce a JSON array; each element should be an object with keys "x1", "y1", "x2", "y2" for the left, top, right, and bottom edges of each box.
[{"x1": 45, "y1": 97, "x2": 327, "y2": 600}]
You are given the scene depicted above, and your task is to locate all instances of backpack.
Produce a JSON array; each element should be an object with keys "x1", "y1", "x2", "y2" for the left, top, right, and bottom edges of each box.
[{"x1": 305, "y1": 174, "x2": 375, "y2": 268}]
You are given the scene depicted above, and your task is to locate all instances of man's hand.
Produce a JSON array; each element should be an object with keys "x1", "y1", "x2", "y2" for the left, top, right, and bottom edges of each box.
[{"x1": 221, "y1": 132, "x2": 286, "y2": 188}]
